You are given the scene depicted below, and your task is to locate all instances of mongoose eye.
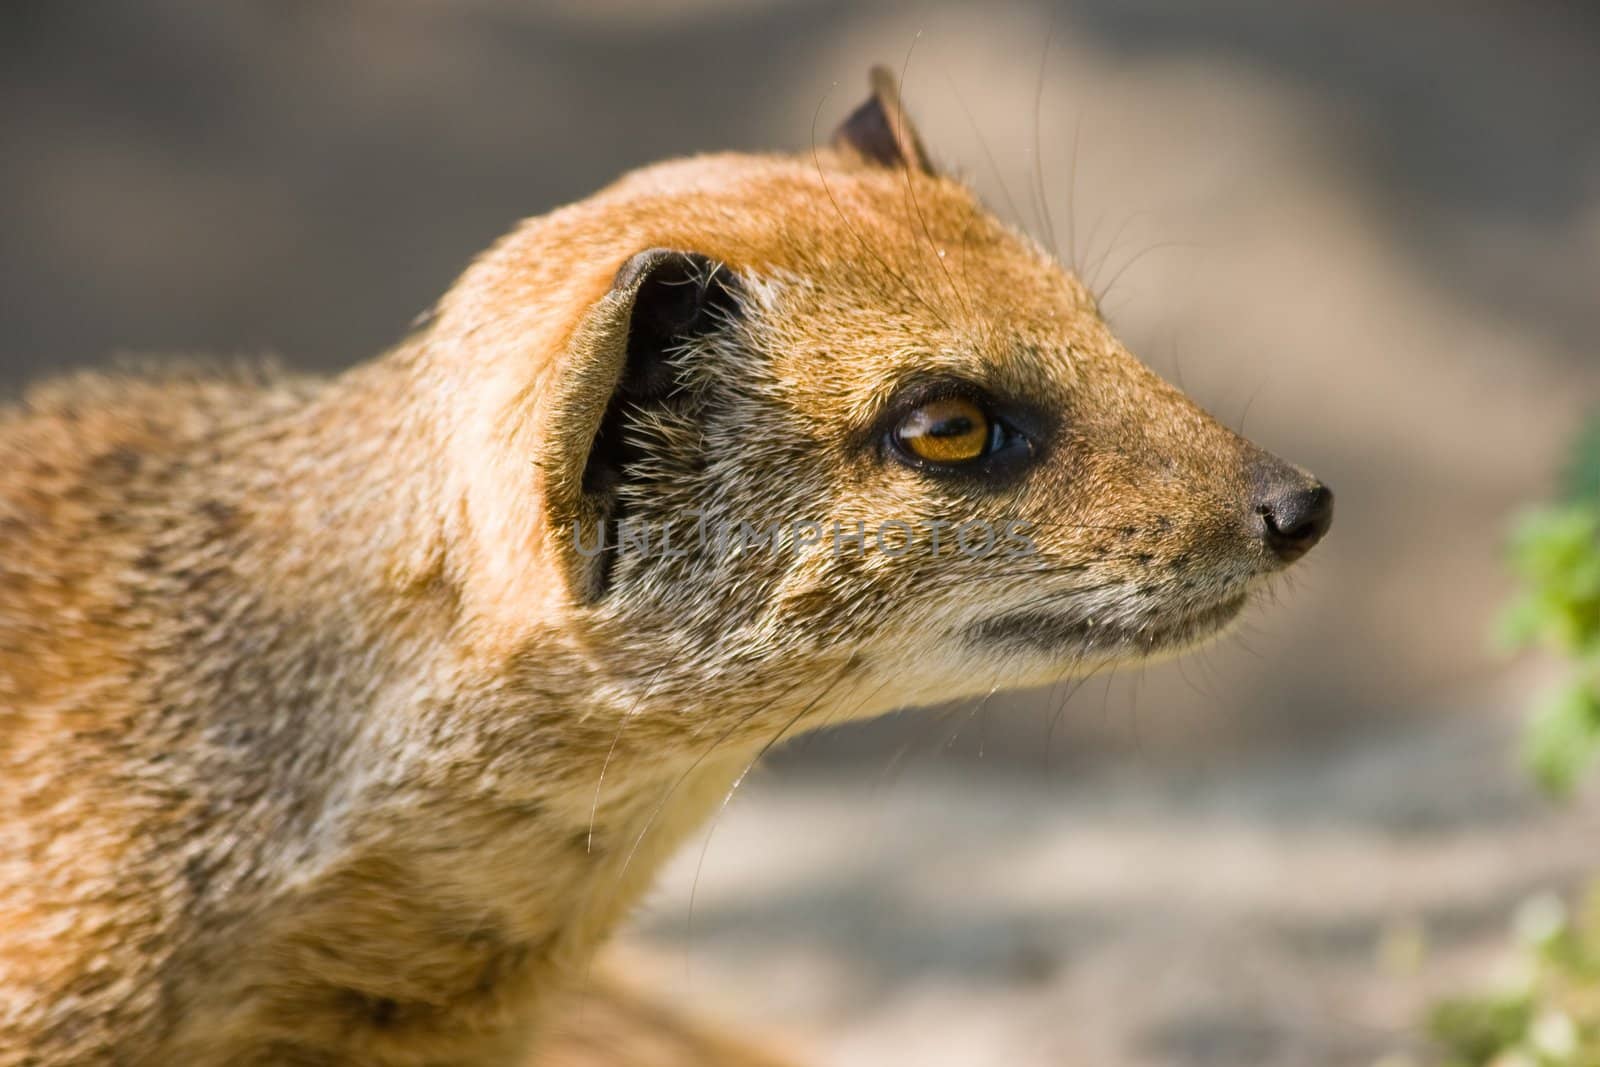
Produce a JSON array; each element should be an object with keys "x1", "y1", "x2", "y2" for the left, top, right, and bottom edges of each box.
[{"x1": 894, "y1": 396, "x2": 994, "y2": 464}]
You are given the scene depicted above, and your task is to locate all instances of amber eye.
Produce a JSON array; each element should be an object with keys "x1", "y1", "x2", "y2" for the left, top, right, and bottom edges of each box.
[{"x1": 894, "y1": 396, "x2": 992, "y2": 464}]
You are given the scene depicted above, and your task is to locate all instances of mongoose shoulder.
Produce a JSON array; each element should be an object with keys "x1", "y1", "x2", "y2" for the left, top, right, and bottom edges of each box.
[{"x1": 0, "y1": 68, "x2": 1331, "y2": 1066}]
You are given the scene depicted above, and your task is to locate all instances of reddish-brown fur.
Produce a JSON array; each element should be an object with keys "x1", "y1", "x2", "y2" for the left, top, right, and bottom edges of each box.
[{"x1": 0, "y1": 71, "x2": 1326, "y2": 1065}]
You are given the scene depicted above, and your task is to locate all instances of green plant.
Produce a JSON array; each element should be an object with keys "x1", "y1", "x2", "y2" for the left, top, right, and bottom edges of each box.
[
  {"x1": 1428, "y1": 890, "x2": 1600, "y2": 1067},
  {"x1": 1419, "y1": 418, "x2": 1600, "y2": 1067},
  {"x1": 1500, "y1": 414, "x2": 1600, "y2": 795}
]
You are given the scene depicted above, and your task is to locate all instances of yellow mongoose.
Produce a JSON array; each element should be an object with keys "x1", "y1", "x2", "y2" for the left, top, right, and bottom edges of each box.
[{"x1": 0, "y1": 69, "x2": 1331, "y2": 1066}]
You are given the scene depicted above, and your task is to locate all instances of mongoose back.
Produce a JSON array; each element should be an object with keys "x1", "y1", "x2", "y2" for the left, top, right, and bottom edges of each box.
[{"x1": 0, "y1": 69, "x2": 1332, "y2": 1066}]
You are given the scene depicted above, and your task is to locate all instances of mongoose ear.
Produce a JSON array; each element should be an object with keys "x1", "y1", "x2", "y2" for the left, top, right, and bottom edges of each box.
[
  {"x1": 832, "y1": 65, "x2": 936, "y2": 176},
  {"x1": 544, "y1": 248, "x2": 739, "y2": 601}
]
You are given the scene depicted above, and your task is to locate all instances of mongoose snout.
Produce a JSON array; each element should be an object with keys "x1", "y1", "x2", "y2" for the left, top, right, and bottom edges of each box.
[{"x1": 1250, "y1": 458, "x2": 1335, "y2": 564}]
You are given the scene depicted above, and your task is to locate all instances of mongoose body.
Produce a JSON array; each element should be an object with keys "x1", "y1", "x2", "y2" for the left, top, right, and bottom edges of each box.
[{"x1": 0, "y1": 71, "x2": 1330, "y2": 1065}]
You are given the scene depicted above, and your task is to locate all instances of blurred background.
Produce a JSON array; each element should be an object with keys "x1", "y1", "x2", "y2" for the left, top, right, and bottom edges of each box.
[{"x1": 4, "y1": 2, "x2": 1598, "y2": 1064}]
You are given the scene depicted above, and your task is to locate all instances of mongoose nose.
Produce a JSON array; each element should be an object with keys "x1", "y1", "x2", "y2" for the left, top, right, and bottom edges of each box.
[{"x1": 1252, "y1": 467, "x2": 1333, "y2": 564}]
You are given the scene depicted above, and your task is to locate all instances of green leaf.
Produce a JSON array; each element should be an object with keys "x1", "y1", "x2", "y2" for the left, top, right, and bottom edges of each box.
[
  {"x1": 1428, "y1": 993, "x2": 1532, "y2": 1064},
  {"x1": 1562, "y1": 414, "x2": 1600, "y2": 505},
  {"x1": 1502, "y1": 505, "x2": 1600, "y2": 657},
  {"x1": 1523, "y1": 683, "x2": 1600, "y2": 798}
]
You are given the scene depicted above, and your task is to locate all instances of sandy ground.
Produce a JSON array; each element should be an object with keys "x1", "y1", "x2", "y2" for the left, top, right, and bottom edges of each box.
[{"x1": 627, "y1": 696, "x2": 1600, "y2": 1066}]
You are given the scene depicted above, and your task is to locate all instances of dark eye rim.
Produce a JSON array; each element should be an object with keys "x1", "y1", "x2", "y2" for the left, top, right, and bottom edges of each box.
[{"x1": 875, "y1": 379, "x2": 1046, "y2": 482}]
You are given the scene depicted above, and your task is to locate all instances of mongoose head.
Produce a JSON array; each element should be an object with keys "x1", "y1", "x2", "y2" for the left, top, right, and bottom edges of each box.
[{"x1": 435, "y1": 68, "x2": 1331, "y2": 743}]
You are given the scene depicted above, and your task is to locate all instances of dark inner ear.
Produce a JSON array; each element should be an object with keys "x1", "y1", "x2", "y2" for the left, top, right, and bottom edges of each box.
[
  {"x1": 832, "y1": 64, "x2": 936, "y2": 176},
  {"x1": 580, "y1": 250, "x2": 739, "y2": 594}
]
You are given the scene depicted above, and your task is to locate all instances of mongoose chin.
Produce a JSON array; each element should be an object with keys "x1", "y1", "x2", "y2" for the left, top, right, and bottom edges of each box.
[{"x1": 0, "y1": 66, "x2": 1331, "y2": 1066}]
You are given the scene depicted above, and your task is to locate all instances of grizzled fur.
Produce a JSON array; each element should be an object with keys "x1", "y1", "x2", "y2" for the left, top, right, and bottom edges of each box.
[{"x1": 0, "y1": 69, "x2": 1324, "y2": 1066}]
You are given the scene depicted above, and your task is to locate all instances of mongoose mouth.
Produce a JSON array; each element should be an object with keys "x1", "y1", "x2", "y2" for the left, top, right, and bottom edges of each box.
[{"x1": 963, "y1": 591, "x2": 1250, "y2": 660}]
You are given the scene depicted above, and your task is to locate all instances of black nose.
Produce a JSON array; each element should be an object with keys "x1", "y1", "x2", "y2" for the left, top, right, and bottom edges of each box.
[{"x1": 1252, "y1": 467, "x2": 1333, "y2": 564}]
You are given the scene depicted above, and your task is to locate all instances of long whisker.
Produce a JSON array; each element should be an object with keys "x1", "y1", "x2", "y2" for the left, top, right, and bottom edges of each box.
[
  {"x1": 587, "y1": 659, "x2": 674, "y2": 853},
  {"x1": 610, "y1": 658, "x2": 855, "y2": 903},
  {"x1": 573, "y1": 669, "x2": 818, "y2": 1014},
  {"x1": 810, "y1": 88, "x2": 952, "y2": 330},
  {"x1": 1085, "y1": 209, "x2": 1156, "y2": 296},
  {"x1": 944, "y1": 70, "x2": 1027, "y2": 235},
  {"x1": 1066, "y1": 112, "x2": 1084, "y2": 273},
  {"x1": 683, "y1": 667, "x2": 882, "y2": 990},
  {"x1": 1009, "y1": 517, "x2": 1152, "y2": 534},
  {"x1": 892, "y1": 38, "x2": 970, "y2": 321},
  {"x1": 1236, "y1": 375, "x2": 1270, "y2": 437},
  {"x1": 1032, "y1": 10, "x2": 1061, "y2": 261},
  {"x1": 947, "y1": 662, "x2": 1018, "y2": 760},
  {"x1": 1043, "y1": 652, "x2": 1100, "y2": 771},
  {"x1": 1095, "y1": 240, "x2": 1201, "y2": 307},
  {"x1": 895, "y1": 625, "x2": 1065, "y2": 785}
]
